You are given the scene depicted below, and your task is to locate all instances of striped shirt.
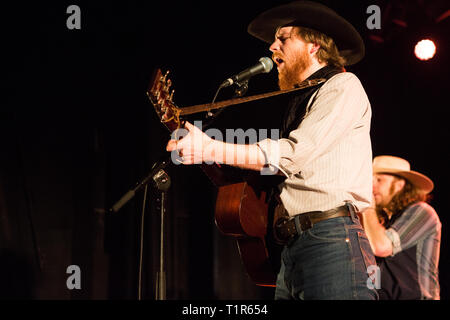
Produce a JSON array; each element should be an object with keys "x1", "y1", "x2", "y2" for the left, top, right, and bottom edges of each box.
[
  {"x1": 257, "y1": 72, "x2": 372, "y2": 215},
  {"x1": 380, "y1": 202, "x2": 441, "y2": 300}
]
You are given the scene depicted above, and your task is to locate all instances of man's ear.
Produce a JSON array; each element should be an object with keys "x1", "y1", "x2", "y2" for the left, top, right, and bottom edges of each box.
[
  {"x1": 309, "y1": 43, "x2": 321, "y2": 55},
  {"x1": 394, "y1": 178, "x2": 406, "y2": 194}
]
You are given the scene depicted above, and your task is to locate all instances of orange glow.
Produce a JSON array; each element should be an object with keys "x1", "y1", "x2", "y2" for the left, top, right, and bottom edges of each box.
[{"x1": 414, "y1": 39, "x2": 436, "y2": 61}]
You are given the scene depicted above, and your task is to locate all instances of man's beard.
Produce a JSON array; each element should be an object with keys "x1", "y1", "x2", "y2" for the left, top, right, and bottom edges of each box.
[
  {"x1": 375, "y1": 181, "x2": 399, "y2": 219},
  {"x1": 278, "y1": 50, "x2": 311, "y2": 90}
]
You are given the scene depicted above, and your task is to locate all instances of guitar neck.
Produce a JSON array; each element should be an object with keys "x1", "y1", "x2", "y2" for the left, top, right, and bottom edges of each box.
[{"x1": 179, "y1": 79, "x2": 326, "y2": 116}]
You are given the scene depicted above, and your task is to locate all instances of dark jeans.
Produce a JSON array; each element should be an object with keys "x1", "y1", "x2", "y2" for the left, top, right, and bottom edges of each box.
[{"x1": 275, "y1": 216, "x2": 378, "y2": 300}]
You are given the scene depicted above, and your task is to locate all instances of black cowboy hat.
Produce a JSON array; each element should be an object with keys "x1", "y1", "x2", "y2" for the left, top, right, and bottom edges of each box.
[{"x1": 247, "y1": 0, "x2": 365, "y2": 65}]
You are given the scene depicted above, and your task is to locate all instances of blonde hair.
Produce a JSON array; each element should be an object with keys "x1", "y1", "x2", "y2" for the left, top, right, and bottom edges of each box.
[
  {"x1": 387, "y1": 178, "x2": 428, "y2": 215},
  {"x1": 379, "y1": 176, "x2": 429, "y2": 227}
]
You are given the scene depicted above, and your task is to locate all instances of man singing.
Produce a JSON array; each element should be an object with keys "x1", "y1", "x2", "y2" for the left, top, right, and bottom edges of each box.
[{"x1": 167, "y1": 1, "x2": 377, "y2": 299}]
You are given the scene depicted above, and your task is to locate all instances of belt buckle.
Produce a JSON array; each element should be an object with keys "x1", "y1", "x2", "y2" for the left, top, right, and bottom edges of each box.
[{"x1": 274, "y1": 217, "x2": 295, "y2": 245}]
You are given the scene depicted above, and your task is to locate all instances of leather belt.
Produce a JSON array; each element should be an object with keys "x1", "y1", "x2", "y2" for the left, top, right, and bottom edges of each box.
[{"x1": 274, "y1": 204, "x2": 351, "y2": 245}]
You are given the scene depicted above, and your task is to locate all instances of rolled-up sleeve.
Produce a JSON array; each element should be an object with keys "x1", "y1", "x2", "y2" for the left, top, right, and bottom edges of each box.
[
  {"x1": 257, "y1": 72, "x2": 370, "y2": 177},
  {"x1": 387, "y1": 202, "x2": 441, "y2": 256},
  {"x1": 385, "y1": 228, "x2": 402, "y2": 256}
]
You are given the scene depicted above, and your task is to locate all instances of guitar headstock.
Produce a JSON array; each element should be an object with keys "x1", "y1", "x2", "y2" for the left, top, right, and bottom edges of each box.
[{"x1": 147, "y1": 69, "x2": 181, "y2": 131}]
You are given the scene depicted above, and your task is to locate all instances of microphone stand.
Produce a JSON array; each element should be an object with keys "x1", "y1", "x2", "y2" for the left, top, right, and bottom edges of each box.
[
  {"x1": 109, "y1": 158, "x2": 171, "y2": 214},
  {"x1": 109, "y1": 156, "x2": 171, "y2": 300},
  {"x1": 109, "y1": 77, "x2": 250, "y2": 299},
  {"x1": 153, "y1": 168, "x2": 170, "y2": 301}
]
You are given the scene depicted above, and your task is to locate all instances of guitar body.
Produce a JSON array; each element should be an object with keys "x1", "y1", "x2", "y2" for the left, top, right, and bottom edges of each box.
[{"x1": 214, "y1": 175, "x2": 284, "y2": 286}]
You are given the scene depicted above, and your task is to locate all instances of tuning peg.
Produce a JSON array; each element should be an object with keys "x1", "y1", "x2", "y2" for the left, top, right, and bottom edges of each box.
[
  {"x1": 161, "y1": 70, "x2": 170, "y2": 83},
  {"x1": 164, "y1": 79, "x2": 172, "y2": 93}
]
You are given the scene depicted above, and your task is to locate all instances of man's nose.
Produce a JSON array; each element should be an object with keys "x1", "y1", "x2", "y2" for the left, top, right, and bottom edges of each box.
[
  {"x1": 269, "y1": 40, "x2": 280, "y2": 53},
  {"x1": 372, "y1": 181, "x2": 378, "y2": 192}
]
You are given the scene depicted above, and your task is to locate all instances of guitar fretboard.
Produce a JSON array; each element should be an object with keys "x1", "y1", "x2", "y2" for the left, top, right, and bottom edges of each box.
[{"x1": 179, "y1": 78, "x2": 326, "y2": 116}]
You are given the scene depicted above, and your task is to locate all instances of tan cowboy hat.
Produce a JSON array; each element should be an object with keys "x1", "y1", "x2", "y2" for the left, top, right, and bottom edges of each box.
[{"x1": 373, "y1": 155, "x2": 434, "y2": 194}]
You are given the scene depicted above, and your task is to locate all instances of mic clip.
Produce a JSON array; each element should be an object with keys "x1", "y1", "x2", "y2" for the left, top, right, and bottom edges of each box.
[
  {"x1": 219, "y1": 77, "x2": 248, "y2": 90},
  {"x1": 233, "y1": 80, "x2": 249, "y2": 97}
]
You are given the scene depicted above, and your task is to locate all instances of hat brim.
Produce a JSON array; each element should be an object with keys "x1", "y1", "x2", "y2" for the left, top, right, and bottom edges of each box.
[
  {"x1": 373, "y1": 168, "x2": 434, "y2": 194},
  {"x1": 247, "y1": 1, "x2": 365, "y2": 65}
]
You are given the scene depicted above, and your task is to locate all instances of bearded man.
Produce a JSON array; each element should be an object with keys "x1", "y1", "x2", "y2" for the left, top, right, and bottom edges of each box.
[
  {"x1": 363, "y1": 155, "x2": 441, "y2": 300},
  {"x1": 167, "y1": 1, "x2": 377, "y2": 299}
]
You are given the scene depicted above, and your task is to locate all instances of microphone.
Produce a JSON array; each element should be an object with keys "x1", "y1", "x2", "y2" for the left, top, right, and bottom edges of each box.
[{"x1": 220, "y1": 57, "x2": 273, "y2": 88}]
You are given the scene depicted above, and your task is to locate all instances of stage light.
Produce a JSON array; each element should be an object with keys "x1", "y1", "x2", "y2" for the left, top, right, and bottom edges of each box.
[{"x1": 414, "y1": 39, "x2": 436, "y2": 61}]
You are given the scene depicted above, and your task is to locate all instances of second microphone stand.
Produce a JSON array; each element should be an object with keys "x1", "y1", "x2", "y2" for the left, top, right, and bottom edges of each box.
[
  {"x1": 109, "y1": 157, "x2": 171, "y2": 300},
  {"x1": 153, "y1": 168, "x2": 170, "y2": 300}
]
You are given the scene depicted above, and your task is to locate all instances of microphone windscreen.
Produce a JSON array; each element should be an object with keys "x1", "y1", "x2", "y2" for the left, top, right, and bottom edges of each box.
[{"x1": 259, "y1": 57, "x2": 273, "y2": 73}]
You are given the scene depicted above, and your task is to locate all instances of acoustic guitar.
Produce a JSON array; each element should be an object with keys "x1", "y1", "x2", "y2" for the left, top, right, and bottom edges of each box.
[{"x1": 147, "y1": 69, "x2": 324, "y2": 286}]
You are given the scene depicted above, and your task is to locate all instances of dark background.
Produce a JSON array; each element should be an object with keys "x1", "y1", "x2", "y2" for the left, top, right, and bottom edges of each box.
[{"x1": 1, "y1": 0, "x2": 449, "y2": 299}]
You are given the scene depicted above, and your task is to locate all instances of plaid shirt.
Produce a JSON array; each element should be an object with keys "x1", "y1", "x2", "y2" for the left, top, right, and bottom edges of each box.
[{"x1": 381, "y1": 202, "x2": 441, "y2": 299}]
